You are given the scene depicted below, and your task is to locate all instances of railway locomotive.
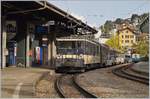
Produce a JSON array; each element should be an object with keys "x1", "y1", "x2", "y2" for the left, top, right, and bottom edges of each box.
[{"x1": 55, "y1": 38, "x2": 118, "y2": 73}]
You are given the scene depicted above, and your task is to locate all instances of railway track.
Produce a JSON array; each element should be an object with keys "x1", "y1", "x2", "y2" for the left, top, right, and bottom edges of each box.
[
  {"x1": 112, "y1": 64, "x2": 149, "y2": 85},
  {"x1": 55, "y1": 74, "x2": 97, "y2": 98}
]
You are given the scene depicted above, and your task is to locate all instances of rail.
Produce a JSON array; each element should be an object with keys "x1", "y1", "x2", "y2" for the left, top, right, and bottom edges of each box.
[
  {"x1": 112, "y1": 64, "x2": 149, "y2": 85},
  {"x1": 73, "y1": 74, "x2": 98, "y2": 98},
  {"x1": 55, "y1": 74, "x2": 98, "y2": 98}
]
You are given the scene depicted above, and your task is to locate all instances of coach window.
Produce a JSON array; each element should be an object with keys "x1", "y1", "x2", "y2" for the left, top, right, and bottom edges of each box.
[
  {"x1": 88, "y1": 43, "x2": 91, "y2": 55},
  {"x1": 91, "y1": 44, "x2": 93, "y2": 55},
  {"x1": 94, "y1": 45, "x2": 96, "y2": 55},
  {"x1": 97, "y1": 46, "x2": 99, "y2": 55},
  {"x1": 77, "y1": 42, "x2": 81, "y2": 47},
  {"x1": 72, "y1": 42, "x2": 75, "y2": 49},
  {"x1": 92, "y1": 44, "x2": 94, "y2": 55}
]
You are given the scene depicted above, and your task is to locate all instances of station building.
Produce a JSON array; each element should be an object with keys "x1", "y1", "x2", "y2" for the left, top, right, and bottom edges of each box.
[{"x1": 1, "y1": 1, "x2": 97, "y2": 69}]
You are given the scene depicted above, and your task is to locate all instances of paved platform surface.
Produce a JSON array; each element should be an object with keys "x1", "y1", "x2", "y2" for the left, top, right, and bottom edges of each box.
[
  {"x1": 131, "y1": 62, "x2": 149, "y2": 75},
  {"x1": 1, "y1": 67, "x2": 52, "y2": 98}
]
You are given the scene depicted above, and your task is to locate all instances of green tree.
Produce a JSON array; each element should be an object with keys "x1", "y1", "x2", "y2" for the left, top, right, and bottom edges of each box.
[
  {"x1": 132, "y1": 40, "x2": 149, "y2": 57},
  {"x1": 105, "y1": 35, "x2": 121, "y2": 50},
  {"x1": 104, "y1": 20, "x2": 114, "y2": 33},
  {"x1": 100, "y1": 20, "x2": 114, "y2": 35},
  {"x1": 140, "y1": 13, "x2": 149, "y2": 20},
  {"x1": 100, "y1": 25, "x2": 105, "y2": 34},
  {"x1": 131, "y1": 14, "x2": 139, "y2": 22},
  {"x1": 115, "y1": 18, "x2": 123, "y2": 24}
]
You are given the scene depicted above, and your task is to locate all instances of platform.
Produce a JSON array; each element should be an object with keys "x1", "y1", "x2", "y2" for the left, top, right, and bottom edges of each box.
[
  {"x1": 131, "y1": 62, "x2": 149, "y2": 76},
  {"x1": 1, "y1": 67, "x2": 53, "y2": 98}
]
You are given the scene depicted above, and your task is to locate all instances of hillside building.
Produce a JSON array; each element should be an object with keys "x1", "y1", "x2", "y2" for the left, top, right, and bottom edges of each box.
[{"x1": 117, "y1": 26, "x2": 136, "y2": 49}]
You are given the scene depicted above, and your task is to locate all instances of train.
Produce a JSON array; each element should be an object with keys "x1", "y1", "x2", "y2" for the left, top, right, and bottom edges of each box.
[{"x1": 55, "y1": 38, "x2": 121, "y2": 73}]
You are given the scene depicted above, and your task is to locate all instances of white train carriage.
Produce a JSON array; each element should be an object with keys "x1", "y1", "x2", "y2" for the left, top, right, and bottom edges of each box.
[
  {"x1": 55, "y1": 38, "x2": 118, "y2": 73},
  {"x1": 55, "y1": 38, "x2": 101, "y2": 72}
]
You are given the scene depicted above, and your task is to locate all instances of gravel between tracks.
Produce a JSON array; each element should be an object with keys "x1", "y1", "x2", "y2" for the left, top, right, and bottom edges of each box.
[
  {"x1": 35, "y1": 72, "x2": 60, "y2": 98},
  {"x1": 60, "y1": 75, "x2": 85, "y2": 98},
  {"x1": 77, "y1": 64, "x2": 149, "y2": 98}
]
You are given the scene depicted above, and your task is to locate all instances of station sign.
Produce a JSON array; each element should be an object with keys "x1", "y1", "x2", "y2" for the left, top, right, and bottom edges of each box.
[{"x1": 36, "y1": 25, "x2": 48, "y2": 34}]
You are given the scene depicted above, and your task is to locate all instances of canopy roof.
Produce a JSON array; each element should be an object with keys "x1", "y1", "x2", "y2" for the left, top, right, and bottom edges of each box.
[{"x1": 2, "y1": 1, "x2": 97, "y2": 34}]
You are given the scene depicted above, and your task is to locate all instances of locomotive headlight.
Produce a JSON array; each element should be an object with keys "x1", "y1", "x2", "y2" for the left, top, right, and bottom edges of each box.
[
  {"x1": 79, "y1": 54, "x2": 83, "y2": 59},
  {"x1": 56, "y1": 55, "x2": 60, "y2": 59},
  {"x1": 57, "y1": 55, "x2": 62, "y2": 59},
  {"x1": 60, "y1": 55, "x2": 63, "y2": 59}
]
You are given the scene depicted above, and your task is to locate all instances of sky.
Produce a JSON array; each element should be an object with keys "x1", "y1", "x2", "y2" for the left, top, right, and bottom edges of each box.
[{"x1": 49, "y1": 0, "x2": 150, "y2": 28}]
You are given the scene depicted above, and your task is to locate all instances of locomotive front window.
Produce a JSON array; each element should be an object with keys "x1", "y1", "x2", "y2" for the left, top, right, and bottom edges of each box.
[{"x1": 56, "y1": 41, "x2": 84, "y2": 55}]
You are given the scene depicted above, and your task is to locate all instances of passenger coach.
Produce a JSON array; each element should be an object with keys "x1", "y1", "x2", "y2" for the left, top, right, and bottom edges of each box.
[{"x1": 55, "y1": 38, "x2": 119, "y2": 73}]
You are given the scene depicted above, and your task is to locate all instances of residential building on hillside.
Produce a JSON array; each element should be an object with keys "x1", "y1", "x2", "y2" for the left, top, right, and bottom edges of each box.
[
  {"x1": 117, "y1": 26, "x2": 136, "y2": 49},
  {"x1": 116, "y1": 21, "x2": 134, "y2": 31}
]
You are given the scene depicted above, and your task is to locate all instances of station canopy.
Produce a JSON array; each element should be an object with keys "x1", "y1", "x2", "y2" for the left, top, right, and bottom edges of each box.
[{"x1": 2, "y1": 1, "x2": 97, "y2": 35}]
